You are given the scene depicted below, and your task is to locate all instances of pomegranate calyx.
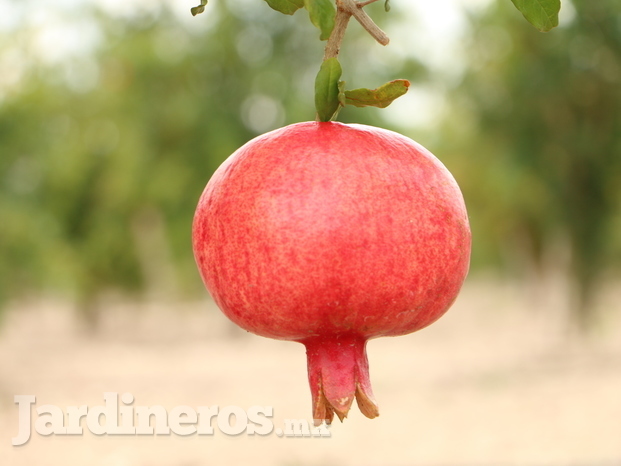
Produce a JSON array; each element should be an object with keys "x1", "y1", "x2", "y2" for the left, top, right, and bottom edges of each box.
[{"x1": 304, "y1": 335, "x2": 379, "y2": 426}]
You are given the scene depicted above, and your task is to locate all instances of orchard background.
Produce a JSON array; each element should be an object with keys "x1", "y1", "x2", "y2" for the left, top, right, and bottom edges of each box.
[{"x1": 1, "y1": 0, "x2": 621, "y2": 464}]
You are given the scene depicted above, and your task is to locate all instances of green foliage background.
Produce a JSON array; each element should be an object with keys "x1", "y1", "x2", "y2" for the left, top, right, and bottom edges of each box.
[
  {"x1": 438, "y1": 0, "x2": 621, "y2": 328},
  {"x1": 0, "y1": 0, "x2": 620, "y2": 328}
]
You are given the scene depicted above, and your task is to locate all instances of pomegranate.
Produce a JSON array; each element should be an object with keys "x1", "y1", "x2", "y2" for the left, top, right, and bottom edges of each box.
[{"x1": 192, "y1": 121, "x2": 471, "y2": 424}]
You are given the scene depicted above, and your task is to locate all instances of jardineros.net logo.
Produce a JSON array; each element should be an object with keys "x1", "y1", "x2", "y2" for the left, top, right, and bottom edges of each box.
[{"x1": 12, "y1": 392, "x2": 331, "y2": 446}]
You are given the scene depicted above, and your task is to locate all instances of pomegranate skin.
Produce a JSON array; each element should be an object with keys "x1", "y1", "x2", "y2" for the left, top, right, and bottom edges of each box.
[
  {"x1": 192, "y1": 121, "x2": 471, "y2": 423},
  {"x1": 193, "y1": 121, "x2": 470, "y2": 341}
]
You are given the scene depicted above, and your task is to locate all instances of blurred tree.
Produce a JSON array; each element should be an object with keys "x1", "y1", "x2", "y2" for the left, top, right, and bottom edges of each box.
[{"x1": 439, "y1": 0, "x2": 621, "y2": 330}]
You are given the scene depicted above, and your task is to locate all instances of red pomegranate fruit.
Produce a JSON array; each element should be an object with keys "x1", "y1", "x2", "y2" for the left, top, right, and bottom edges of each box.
[{"x1": 192, "y1": 121, "x2": 471, "y2": 424}]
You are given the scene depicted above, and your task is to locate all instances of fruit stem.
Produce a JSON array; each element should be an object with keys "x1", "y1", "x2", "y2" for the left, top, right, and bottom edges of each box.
[{"x1": 303, "y1": 335, "x2": 379, "y2": 425}]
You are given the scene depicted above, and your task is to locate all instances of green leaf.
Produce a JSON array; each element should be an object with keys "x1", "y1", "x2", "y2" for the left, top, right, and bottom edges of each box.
[
  {"x1": 264, "y1": 0, "x2": 304, "y2": 15},
  {"x1": 304, "y1": 0, "x2": 336, "y2": 41},
  {"x1": 510, "y1": 0, "x2": 561, "y2": 32},
  {"x1": 190, "y1": 0, "x2": 208, "y2": 16},
  {"x1": 344, "y1": 79, "x2": 410, "y2": 108},
  {"x1": 315, "y1": 58, "x2": 343, "y2": 122},
  {"x1": 385, "y1": 0, "x2": 391, "y2": 12}
]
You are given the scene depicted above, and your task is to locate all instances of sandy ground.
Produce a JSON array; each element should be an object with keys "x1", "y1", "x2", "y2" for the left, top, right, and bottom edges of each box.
[{"x1": 1, "y1": 275, "x2": 620, "y2": 466}]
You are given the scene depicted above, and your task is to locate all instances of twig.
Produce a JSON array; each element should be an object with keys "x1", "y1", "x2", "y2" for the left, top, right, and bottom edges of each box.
[
  {"x1": 323, "y1": 0, "x2": 389, "y2": 61},
  {"x1": 323, "y1": 8, "x2": 352, "y2": 60},
  {"x1": 341, "y1": 0, "x2": 389, "y2": 46},
  {"x1": 357, "y1": 0, "x2": 380, "y2": 6}
]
